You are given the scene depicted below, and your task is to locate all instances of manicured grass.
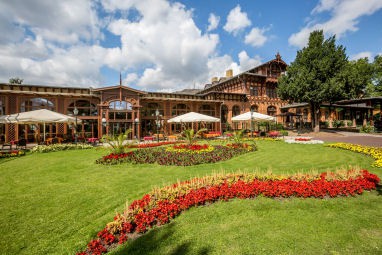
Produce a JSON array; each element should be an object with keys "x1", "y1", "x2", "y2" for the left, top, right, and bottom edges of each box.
[{"x1": 0, "y1": 141, "x2": 381, "y2": 254}]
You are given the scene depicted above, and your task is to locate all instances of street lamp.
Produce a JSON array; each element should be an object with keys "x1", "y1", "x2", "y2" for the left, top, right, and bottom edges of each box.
[
  {"x1": 250, "y1": 108, "x2": 254, "y2": 138},
  {"x1": 155, "y1": 108, "x2": 160, "y2": 142},
  {"x1": 73, "y1": 107, "x2": 79, "y2": 144},
  {"x1": 134, "y1": 117, "x2": 139, "y2": 141}
]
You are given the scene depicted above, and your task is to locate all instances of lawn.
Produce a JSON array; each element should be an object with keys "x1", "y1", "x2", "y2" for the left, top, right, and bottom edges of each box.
[{"x1": 1, "y1": 141, "x2": 381, "y2": 255}]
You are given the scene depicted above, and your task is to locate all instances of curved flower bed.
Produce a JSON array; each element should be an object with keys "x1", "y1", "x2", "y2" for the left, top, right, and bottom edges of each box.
[
  {"x1": 96, "y1": 143, "x2": 255, "y2": 166},
  {"x1": 126, "y1": 141, "x2": 180, "y2": 149},
  {"x1": 326, "y1": 143, "x2": 382, "y2": 167},
  {"x1": 77, "y1": 169, "x2": 380, "y2": 255}
]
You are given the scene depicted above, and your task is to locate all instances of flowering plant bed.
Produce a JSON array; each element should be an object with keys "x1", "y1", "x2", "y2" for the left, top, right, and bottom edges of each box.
[
  {"x1": 77, "y1": 169, "x2": 380, "y2": 255},
  {"x1": 295, "y1": 137, "x2": 312, "y2": 141},
  {"x1": 30, "y1": 143, "x2": 93, "y2": 153},
  {"x1": 96, "y1": 143, "x2": 256, "y2": 166},
  {"x1": 326, "y1": 143, "x2": 382, "y2": 167},
  {"x1": 285, "y1": 137, "x2": 323, "y2": 144},
  {"x1": 126, "y1": 141, "x2": 180, "y2": 149},
  {"x1": 0, "y1": 150, "x2": 26, "y2": 158}
]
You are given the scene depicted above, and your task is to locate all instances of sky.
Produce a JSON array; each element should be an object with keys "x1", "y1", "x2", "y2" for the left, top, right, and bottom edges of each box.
[{"x1": 0, "y1": 0, "x2": 381, "y2": 92}]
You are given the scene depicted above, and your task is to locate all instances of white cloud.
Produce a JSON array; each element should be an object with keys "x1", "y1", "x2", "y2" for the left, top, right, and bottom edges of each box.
[
  {"x1": 238, "y1": 51, "x2": 262, "y2": 71},
  {"x1": 104, "y1": 0, "x2": 220, "y2": 91},
  {"x1": 244, "y1": 28, "x2": 268, "y2": 48},
  {"x1": 223, "y1": 5, "x2": 251, "y2": 35},
  {"x1": 349, "y1": 51, "x2": 373, "y2": 61},
  {"x1": 0, "y1": 0, "x2": 101, "y2": 44},
  {"x1": 289, "y1": 0, "x2": 382, "y2": 48},
  {"x1": 207, "y1": 13, "x2": 220, "y2": 32}
]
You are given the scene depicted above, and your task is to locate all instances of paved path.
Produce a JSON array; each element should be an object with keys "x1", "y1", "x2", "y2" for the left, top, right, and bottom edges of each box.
[{"x1": 309, "y1": 131, "x2": 382, "y2": 147}]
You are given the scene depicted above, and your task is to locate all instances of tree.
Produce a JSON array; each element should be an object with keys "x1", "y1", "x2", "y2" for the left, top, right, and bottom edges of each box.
[
  {"x1": 369, "y1": 55, "x2": 382, "y2": 96},
  {"x1": 339, "y1": 57, "x2": 373, "y2": 98},
  {"x1": 9, "y1": 77, "x2": 23, "y2": 84},
  {"x1": 278, "y1": 30, "x2": 347, "y2": 132}
]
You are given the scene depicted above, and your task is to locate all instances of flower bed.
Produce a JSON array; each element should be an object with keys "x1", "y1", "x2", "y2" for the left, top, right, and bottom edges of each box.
[
  {"x1": 30, "y1": 143, "x2": 94, "y2": 153},
  {"x1": 285, "y1": 137, "x2": 323, "y2": 144},
  {"x1": 77, "y1": 169, "x2": 380, "y2": 255},
  {"x1": 0, "y1": 150, "x2": 26, "y2": 158},
  {"x1": 96, "y1": 143, "x2": 255, "y2": 166},
  {"x1": 326, "y1": 143, "x2": 382, "y2": 167},
  {"x1": 126, "y1": 141, "x2": 180, "y2": 149}
]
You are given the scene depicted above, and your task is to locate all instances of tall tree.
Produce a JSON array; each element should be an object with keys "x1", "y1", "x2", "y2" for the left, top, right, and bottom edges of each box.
[
  {"x1": 372, "y1": 55, "x2": 382, "y2": 96},
  {"x1": 9, "y1": 77, "x2": 23, "y2": 84},
  {"x1": 278, "y1": 30, "x2": 347, "y2": 132},
  {"x1": 340, "y1": 57, "x2": 373, "y2": 98}
]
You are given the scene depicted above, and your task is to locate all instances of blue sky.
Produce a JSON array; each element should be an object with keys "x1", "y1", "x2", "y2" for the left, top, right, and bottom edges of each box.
[{"x1": 0, "y1": 0, "x2": 381, "y2": 92}]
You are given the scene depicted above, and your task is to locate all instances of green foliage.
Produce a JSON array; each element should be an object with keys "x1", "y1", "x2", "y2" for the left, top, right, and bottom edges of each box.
[
  {"x1": 9, "y1": 77, "x2": 23, "y2": 84},
  {"x1": 278, "y1": 30, "x2": 348, "y2": 131},
  {"x1": 368, "y1": 55, "x2": 382, "y2": 96},
  {"x1": 230, "y1": 129, "x2": 244, "y2": 144},
  {"x1": 182, "y1": 128, "x2": 207, "y2": 144},
  {"x1": 339, "y1": 57, "x2": 373, "y2": 98},
  {"x1": 101, "y1": 129, "x2": 132, "y2": 154}
]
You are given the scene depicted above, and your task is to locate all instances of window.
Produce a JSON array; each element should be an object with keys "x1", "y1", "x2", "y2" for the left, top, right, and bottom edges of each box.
[
  {"x1": 232, "y1": 105, "x2": 241, "y2": 117},
  {"x1": 267, "y1": 106, "x2": 277, "y2": 116},
  {"x1": 266, "y1": 87, "x2": 277, "y2": 98},
  {"x1": 199, "y1": 104, "x2": 215, "y2": 117},
  {"x1": 0, "y1": 97, "x2": 4, "y2": 115},
  {"x1": 109, "y1": 101, "x2": 132, "y2": 110},
  {"x1": 68, "y1": 100, "x2": 97, "y2": 116},
  {"x1": 142, "y1": 102, "x2": 164, "y2": 117},
  {"x1": 172, "y1": 104, "x2": 190, "y2": 116},
  {"x1": 250, "y1": 86, "x2": 259, "y2": 96},
  {"x1": 221, "y1": 105, "x2": 228, "y2": 123},
  {"x1": 250, "y1": 105, "x2": 258, "y2": 112},
  {"x1": 21, "y1": 98, "x2": 55, "y2": 112}
]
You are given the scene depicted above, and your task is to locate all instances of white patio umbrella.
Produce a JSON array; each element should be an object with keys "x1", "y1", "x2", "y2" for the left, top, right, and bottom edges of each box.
[
  {"x1": 167, "y1": 112, "x2": 220, "y2": 123},
  {"x1": 231, "y1": 111, "x2": 275, "y2": 122},
  {"x1": 0, "y1": 109, "x2": 81, "y2": 141}
]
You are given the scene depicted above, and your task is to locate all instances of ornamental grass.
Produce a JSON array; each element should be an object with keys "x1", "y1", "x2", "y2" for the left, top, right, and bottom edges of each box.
[
  {"x1": 77, "y1": 169, "x2": 380, "y2": 255},
  {"x1": 326, "y1": 143, "x2": 382, "y2": 167}
]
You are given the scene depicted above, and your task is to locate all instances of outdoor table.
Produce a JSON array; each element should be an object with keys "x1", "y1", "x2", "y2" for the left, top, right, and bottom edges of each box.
[
  {"x1": 87, "y1": 138, "x2": 99, "y2": 145},
  {"x1": 144, "y1": 136, "x2": 154, "y2": 143},
  {"x1": 167, "y1": 135, "x2": 177, "y2": 141}
]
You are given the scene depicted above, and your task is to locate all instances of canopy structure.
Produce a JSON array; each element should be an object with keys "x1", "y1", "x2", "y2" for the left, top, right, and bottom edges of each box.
[
  {"x1": 0, "y1": 109, "x2": 81, "y2": 141},
  {"x1": 231, "y1": 111, "x2": 276, "y2": 122},
  {"x1": 167, "y1": 112, "x2": 220, "y2": 123}
]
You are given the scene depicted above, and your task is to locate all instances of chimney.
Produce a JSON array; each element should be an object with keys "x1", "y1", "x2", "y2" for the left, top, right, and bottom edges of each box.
[
  {"x1": 226, "y1": 69, "x2": 233, "y2": 78},
  {"x1": 211, "y1": 77, "x2": 218, "y2": 83}
]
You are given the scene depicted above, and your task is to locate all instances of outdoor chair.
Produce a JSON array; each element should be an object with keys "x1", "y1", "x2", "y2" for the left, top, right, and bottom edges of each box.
[{"x1": 16, "y1": 139, "x2": 27, "y2": 150}]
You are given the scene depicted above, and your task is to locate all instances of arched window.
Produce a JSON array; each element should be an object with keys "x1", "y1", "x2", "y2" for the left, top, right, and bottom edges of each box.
[
  {"x1": 199, "y1": 104, "x2": 215, "y2": 117},
  {"x1": 68, "y1": 100, "x2": 97, "y2": 116},
  {"x1": 142, "y1": 102, "x2": 164, "y2": 117},
  {"x1": 21, "y1": 98, "x2": 55, "y2": 112},
  {"x1": 267, "y1": 106, "x2": 277, "y2": 116},
  {"x1": 221, "y1": 105, "x2": 228, "y2": 123},
  {"x1": 250, "y1": 105, "x2": 258, "y2": 112},
  {"x1": 0, "y1": 97, "x2": 4, "y2": 115},
  {"x1": 109, "y1": 101, "x2": 132, "y2": 110},
  {"x1": 172, "y1": 104, "x2": 190, "y2": 116},
  {"x1": 232, "y1": 105, "x2": 241, "y2": 117}
]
